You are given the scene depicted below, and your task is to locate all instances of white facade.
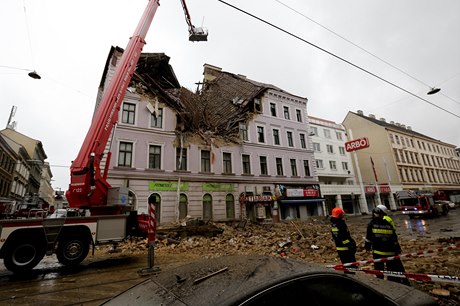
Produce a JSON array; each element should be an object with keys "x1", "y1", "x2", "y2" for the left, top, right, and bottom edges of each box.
[
  {"x1": 308, "y1": 116, "x2": 367, "y2": 215},
  {"x1": 100, "y1": 55, "x2": 322, "y2": 224}
]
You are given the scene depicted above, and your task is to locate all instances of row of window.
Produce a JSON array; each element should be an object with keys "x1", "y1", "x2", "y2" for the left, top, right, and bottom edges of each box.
[
  {"x1": 122, "y1": 103, "x2": 164, "y2": 128},
  {"x1": 315, "y1": 159, "x2": 349, "y2": 172},
  {"x1": 119, "y1": 143, "x2": 312, "y2": 177},
  {"x1": 123, "y1": 103, "x2": 309, "y2": 151},
  {"x1": 150, "y1": 192, "x2": 236, "y2": 222},
  {"x1": 0, "y1": 151, "x2": 15, "y2": 173},
  {"x1": 394, "y1": 149, "x2": 459, "y2": 170},
  {"x1": 269, "y1": 102, "x2": 304, "y2": 123},
  {"x1": 313, "y1": 143, "x2": 346, "y2": 155},
  {"x1": 310, "y1": 126, "x2": 344, "y2": 140},
  {"x1": 252, "y1": 126, "x2": 307, "y2": 149},
  {"x1": 399, "y1": 167, "x2": 460, "y2": 184},
  {"x1": 389, "y1": 133, "x2": 456, "y2": 156}
]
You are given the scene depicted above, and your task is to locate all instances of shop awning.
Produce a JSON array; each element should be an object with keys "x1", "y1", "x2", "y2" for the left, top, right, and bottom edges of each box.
[{"x1": 279, "y1": 198, "x2": 325, "y2": 205}]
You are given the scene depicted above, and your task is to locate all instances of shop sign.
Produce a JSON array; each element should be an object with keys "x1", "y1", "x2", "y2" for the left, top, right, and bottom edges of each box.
[
  {"x1": 304, "y1": 188, "x2": 319, "y2": 197},
  {"x1": 379, "y1": 185, "x2": 391, "y2": 193},
  {"x1": 202, "y1": 182, "x2": 234, "y2": 192},
  {"x1": 243, "y1": 195, "x2": 273, "y2": 202},
  {"x1": 286, "y1": 188, "x2": 319, "y2": 197},
  {"x1": 149, "y1": 181, "x2": 189, "y2": 191},
  {"x1": 365, "y1": 186, "x2": 377, "y2": 193},
  {"x1": 345, "y1": 137, "x2": 369, "y2": 152}
]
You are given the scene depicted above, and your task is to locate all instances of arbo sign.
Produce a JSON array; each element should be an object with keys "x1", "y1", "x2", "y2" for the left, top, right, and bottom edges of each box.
[{"x1": 345, "y1": 137, "x2": 369, "y2": 152}]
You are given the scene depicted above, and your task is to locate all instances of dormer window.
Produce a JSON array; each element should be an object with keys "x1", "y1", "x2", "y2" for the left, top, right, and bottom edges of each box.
[{"x1": 254, "y1": 98, "x2": 262, "y2": 112}]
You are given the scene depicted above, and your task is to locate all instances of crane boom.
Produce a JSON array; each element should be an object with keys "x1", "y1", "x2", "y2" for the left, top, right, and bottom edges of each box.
[
  {"x1": 66, "y1": 0, "x2": 206, "y2": 212},
  {"x1": 66, "y1": 0, "x2": 161, "y2": 210}
]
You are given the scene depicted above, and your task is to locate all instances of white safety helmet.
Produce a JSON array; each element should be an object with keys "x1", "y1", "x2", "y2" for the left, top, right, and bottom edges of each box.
[{"x1": 375, "y1": 204, "x2": 389, "y2": 215}]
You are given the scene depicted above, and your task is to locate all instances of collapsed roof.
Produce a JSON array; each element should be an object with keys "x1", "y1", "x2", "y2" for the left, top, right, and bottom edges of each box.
[{"x1": 129, "y1": 53, "x2": 281, "y2": 146}]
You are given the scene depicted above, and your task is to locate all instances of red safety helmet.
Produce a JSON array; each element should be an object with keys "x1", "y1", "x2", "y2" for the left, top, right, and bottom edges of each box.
[{"x1": 331, "y1": 207, "x2": 345, "y2": 218}]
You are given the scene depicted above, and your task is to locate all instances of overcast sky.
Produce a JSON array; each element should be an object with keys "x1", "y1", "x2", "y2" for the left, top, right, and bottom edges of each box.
[{"x1": 1, "y1": 0, "x2": 459, "y2": 191}]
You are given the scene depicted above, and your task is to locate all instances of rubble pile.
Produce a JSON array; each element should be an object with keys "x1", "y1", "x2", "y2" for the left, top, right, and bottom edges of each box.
[{"x1": 100, "y1": 218, "x2": 459, "y2": 305}]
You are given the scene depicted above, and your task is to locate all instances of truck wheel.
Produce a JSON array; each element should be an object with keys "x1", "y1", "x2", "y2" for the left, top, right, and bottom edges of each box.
[
  {"x1": 3, "y1": 238, "x2": 45, "y2": 273},
  {"x1": 442, "y1": 206, "x2": 449, "y2": 215},
  {"x1": 56, "y1": 236, "x2": 90, "y2": 266}
]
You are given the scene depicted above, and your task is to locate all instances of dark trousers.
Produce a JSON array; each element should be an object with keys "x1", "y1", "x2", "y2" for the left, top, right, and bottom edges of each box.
[
  {"x1": 338, "y1": 250, "x2": 357, "y2": 274},
  {"x1": 338, "y1": 250, "x2": 356, "y2": 265},
  {"x1": 373, "y1": 254, "x2": 410, "y2": 286}
]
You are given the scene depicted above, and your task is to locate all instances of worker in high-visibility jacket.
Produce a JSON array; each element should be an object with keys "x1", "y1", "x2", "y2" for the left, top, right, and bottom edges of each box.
[
  {"x1": 330, "y1": 207, "x2": 357, "y2": 265},
  {"x1": 364, "y1": 204, "x2": 410, "y2": 286}
]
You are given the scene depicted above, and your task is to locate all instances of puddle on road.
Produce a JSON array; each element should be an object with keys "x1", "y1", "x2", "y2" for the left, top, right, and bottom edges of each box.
[{"x1": 403, "y1": 218, "x2": 429, "y2": 237}]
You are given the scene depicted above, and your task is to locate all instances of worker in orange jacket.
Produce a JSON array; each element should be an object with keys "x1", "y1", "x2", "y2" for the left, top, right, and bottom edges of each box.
[{"x1": 330, "y1": 207, "x2": 357, "y2": 265}]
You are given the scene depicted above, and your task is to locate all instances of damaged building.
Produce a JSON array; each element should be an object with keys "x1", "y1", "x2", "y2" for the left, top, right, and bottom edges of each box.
[{"x1": 97, "y1": 46, "x2": 323, "y2": 224}]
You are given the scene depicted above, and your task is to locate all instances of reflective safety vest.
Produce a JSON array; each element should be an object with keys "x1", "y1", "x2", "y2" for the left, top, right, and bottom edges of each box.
[
  {"x1": 365, "y1": 217, "x2": 400, "y2": 256},
  {"x1": 331, "y1": 218, "x2": 355, "y2": 252}
]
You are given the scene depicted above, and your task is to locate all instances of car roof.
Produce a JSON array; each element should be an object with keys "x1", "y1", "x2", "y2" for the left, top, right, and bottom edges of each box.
[{"x1": 102, "y1": 255, "x2": 435, "y2": 306}]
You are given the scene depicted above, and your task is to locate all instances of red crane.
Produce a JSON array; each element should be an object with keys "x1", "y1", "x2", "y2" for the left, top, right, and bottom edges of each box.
[{"x1": 66, "y1": 0, "x2": 206, "y2": 213}]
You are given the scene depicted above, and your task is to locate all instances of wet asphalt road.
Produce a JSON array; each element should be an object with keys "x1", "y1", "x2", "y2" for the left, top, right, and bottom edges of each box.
[{"x1": 0, "y1": 208, "x2": 458, "y2": 305}]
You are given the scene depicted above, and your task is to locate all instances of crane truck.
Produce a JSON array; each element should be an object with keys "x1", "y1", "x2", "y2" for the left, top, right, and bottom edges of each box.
[{"x1": 0, "y1": 0, "x2": 207, "y2": 274}]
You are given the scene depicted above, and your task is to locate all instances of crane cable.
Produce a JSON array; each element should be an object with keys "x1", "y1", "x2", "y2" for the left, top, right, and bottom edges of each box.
[{"x1": 217, "y1": 0, "x2": 460, "y2": 119}]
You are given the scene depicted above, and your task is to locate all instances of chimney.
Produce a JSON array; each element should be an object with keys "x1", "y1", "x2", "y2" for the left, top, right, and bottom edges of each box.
[
  {"x1": 395, "y1": 122, "x2": 401, "y2": 126},
  {"x1": 369, "y1": 114, "x2": 376, "y2": 119},
  {"x1": 390, "y1": 121, "x2": 395, "y2": 125},
  {"x1": 401, "y1": 124, "x2": 406, "y2": 129},
  {"x1": 379, "y1": 118, "x2": 386, "y2": 122},
  {"x1": 203, "y1": 64, "x2": 222, "y2": 82},
  {"x1": 357, "y1": 110, "x2": 364, "y2": 115},
  {"x1": 407, "y1": 126, "x2": 412, "y2": 130}
]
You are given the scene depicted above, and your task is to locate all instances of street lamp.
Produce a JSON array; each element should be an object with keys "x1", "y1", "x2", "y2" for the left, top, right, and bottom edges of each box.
[
  {"x1": 28, "y1": 71, "x2": 41, "y2": 79},
  {"x1": 427, "y1": 87, "x2": 441, "y2": 95}
]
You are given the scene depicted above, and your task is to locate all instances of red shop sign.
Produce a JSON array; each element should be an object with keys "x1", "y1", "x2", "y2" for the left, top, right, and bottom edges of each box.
[
  {"x1": 304, "y1": 188, "x2": 319, "y2": 197},
  {"x1": 365, "y1": 186, "x2": 377, "y2": 193},
  {"x1": 345, "y1": 137, "x2": 370, "y2": 152}
]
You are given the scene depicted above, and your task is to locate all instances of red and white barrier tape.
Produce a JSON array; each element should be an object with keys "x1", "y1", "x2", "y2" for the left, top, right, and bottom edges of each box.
[
  {"x1": 335, "y1": 266, "x2": 460, "y2": 285},
  {"x1": 327, "y1": 244, "x2": 459, "y2": 269}
]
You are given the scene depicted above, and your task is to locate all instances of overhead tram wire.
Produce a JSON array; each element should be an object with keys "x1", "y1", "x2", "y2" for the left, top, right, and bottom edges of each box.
[
  {"x1": 217, "y1": 0, "x2": 460, "y2": 120},
  {"x1": 275, "y1": 0, "x2": 459, "y2": 105},
  {"x1": 275, "y1": 1, "x2": 436, "y2": 91}
]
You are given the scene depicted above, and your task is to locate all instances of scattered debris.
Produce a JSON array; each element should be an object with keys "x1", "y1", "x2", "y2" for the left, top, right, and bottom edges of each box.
[
  {"x1": 193, "y1": 267, "x2": 229, "y2": 285},
  {"x1": 431, "y1": 288, "x2": 450, "y2": 297}
]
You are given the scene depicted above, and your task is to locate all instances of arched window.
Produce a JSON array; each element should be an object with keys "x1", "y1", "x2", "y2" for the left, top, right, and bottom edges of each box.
[
  {"x1": 148, "y1": 193, "x2": 161, "y2": 225},
  {"x1": 179, "y1": 193, "x2": 188, "y2": 219},
  {"x1": 225, "y1": 194, "x2": 235, "y2": 219},
  {"x1": 203, "y1": 193, "x2": 213, "y2": 220}
]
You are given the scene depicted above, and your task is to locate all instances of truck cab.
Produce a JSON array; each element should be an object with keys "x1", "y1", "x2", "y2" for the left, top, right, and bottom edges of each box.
[{"x1": 397, "y1": 190, "x2": 449, "y2": 218}]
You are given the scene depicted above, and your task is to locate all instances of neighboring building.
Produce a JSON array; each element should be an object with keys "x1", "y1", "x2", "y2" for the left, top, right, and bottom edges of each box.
[
  {"x1": 39, "y1": 162, "x2": 55, "y2": 206},
  {"x1": 0, "y1": 128, "x2": 54, "y2": 207},
  {"x1": 0, "y1": 134, "x2": 17, "y2": 208},
  {"x1": 100, "y1": 47, "x2": 321, "y2": 224},
  {"x1": 343, "y1": 110, "x2": 460, "y2": 210},
  {"x1": 308, "y1": 116, "x2": 367, "y2": 215},
  {"x1": 0, "y1": 134, "x2": 31, "y2": 204}
]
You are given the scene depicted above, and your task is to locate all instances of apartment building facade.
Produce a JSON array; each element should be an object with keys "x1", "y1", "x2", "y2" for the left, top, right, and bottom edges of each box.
[
  {"x1": 100, "y1": 48, "x2": 322, "y2": 224},
  {"x1": 0, "y1": 128, "x2": 54, "y2": 207},
  {"x1": 308, "y1": 116, "x2": 368, "y2": 215},
  {"x1": 343, "y1": 110, "x2": 460, "y2": 209}
]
